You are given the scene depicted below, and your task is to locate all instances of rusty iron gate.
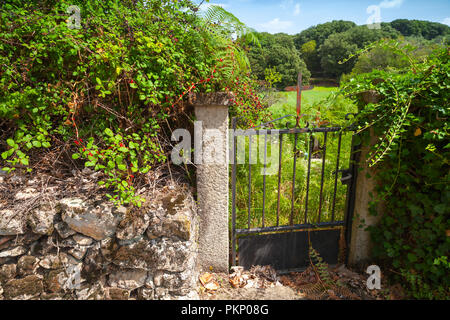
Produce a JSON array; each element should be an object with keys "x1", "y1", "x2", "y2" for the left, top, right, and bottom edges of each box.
[{"x1": 230, "y1": 114, "x2": 359, "y2": 272}]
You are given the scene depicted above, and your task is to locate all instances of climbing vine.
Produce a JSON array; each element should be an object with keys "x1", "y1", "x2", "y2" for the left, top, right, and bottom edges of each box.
[{"x1": 339, "y1": 40, "x2": 449, "y2": 299}]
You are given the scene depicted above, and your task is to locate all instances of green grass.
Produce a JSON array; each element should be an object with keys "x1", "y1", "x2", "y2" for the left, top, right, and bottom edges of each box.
[
  {"x1": 230, "y1": 87, "x2": 358, "y2": 231},
  {"x1": 269, "y1": 87, "x2": 338, "y2": 121}
]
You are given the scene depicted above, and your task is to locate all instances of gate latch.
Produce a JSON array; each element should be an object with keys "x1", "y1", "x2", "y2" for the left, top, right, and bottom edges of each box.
[
  {"x1": 333, "y1": 169, "x2": 352, "y2": 185},
  {"x1": 340, "y1": 169, "x2": 352, "y2": 185}
]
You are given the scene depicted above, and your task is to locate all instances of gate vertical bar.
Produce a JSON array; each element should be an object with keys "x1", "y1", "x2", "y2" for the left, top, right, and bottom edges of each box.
[
  {"x1": 344, "y1": 133, "x2": 361, "y2": 264},
  {"x1": 276, "y1": 133, "x2": 283, "y2": 227},
  {"x1": 331, "y1": 132, "x2": 342, "y2": 222},
  {"x1": 248, "y1": 135, "x2": 252, "y2": 229},
  {"x1": 262, "y1": 132, "x2": 268, "y2": 228},
  {"x1": 318, "y1": 132, "x2": 328, "y2": 223},
  {"x1": 304, "y1": 133, "x2": 313, "y2": 224},
  {"x1": 231, "y1": 117, "x2": 238, "y2": 266},
  {"x1": 290, "y1": 133, "x2": 299, "y2": 226}
]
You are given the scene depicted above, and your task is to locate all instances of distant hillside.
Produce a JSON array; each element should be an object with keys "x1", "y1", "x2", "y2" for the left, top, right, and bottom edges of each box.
[
  {"x1": 389, "y1": 19, "x2": 450, "y2": 40},
  {"x1": 248, "y1": 19, "x2": 449, "y2": 83},
  {"x1": 294, "y1": 19, "x2": 450, "y2": 49}
]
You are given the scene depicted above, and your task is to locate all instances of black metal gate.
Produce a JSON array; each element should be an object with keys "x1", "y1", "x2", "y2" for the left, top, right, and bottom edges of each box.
[{"x1": 230, "y1": 114, "x2": 359, "y2": 273}]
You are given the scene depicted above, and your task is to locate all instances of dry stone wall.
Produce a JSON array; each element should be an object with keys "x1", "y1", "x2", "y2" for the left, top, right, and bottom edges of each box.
[{"x1": 0, "y1": 174, "x2": 199, "y2": 300}]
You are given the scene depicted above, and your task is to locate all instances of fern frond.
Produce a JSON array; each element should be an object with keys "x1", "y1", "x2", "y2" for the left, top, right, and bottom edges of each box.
[{"x1": 201, "y1": 5, "x2": 260, "y2": 47}]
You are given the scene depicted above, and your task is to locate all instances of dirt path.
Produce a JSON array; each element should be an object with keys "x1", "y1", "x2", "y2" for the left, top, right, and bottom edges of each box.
[
  {"x1": 199, "y1": 272, "x2": 304, "y2": 300},
  {"x1": 198, "y1": 265, "x2": 391, "y2": 300}
]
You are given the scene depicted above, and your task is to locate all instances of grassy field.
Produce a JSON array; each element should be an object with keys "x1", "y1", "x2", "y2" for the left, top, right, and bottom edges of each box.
[
  {"x1": 231, "y1": 87, "x2": 358, "y2": 231},
  {"x1": 269, "y1": 87, "x2": 339, "y2": 121}
]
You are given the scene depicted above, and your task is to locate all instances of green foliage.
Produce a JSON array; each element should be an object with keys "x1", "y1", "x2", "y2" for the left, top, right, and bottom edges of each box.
[
  {"x1": 264, "y1": 66, "x2": 282, "y2": 88},
  {"x1": 319, "y1": 33, "x2": 359, "y2": 78},
  {"x1": 339, "y1": 41, "x2": 449, "y2": 299},
  {"x1": 292, "y1": 19, "x2": 447, "y2": 79},
  {"x1": 201, "y1": 4, "x2": 260, "y2": 49},
  {"x1": 341, "y1": 37, "x2": 442, "y2": 83},
  {"x1": 390, "y1": 19, "x2": 450, "y2": 41},
  {"x1": 300, "y1": 40, "x2": 320, "y2": 75},
  {"x1": 294, "y1": 20, "x2": 357, "y2": 76},
  {"x1": 0, "y1": 0, "x2": 262, "y2": 205},
  {"x1": 294, "y1": 20, "x2": 357, "y2": 50},
  {"x1": 247, "y1": 32, "x2": 310, "y2": 90},
  {"x1": 319, "y1": 25, "x2": 401, "y2": 78},
  {"x1": 309, "y1": 246, "x2": 334, "y2": 287}
]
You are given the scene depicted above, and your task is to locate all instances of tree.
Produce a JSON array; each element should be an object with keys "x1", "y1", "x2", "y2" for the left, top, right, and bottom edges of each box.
[
  {"x1": 341, "y1": 37, "x2": 442, "y2": 82},
  {"x1": 390, "y1": 19, "x2": 450, "y2": 40},
  {"x1": 300, "y1": 40, "x2": 321, "y2": 76},
  {"x1": 319, "y1": 33, "x2": 358, "y2": 77},
  {"x1": 293, "y1": 20, "x2": 356, "y2": 49},
  {"x1": 248, "y1": 32, "x2": 310, "y2": 89},
  {"x1": 265, "y1": 44, "x2": 310, "y2": 89},
  {"x1": 319, "y1": 25, "x2": 401, "y2": 78}
]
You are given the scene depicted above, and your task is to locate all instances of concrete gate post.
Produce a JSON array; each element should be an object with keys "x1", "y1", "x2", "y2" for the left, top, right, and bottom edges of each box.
[
  {"x1": 348, "y1": 92, "x2": 386, "y2": 266},
  {"x1": 193, "y1": 93, "x2": 234, "y2": 273}
]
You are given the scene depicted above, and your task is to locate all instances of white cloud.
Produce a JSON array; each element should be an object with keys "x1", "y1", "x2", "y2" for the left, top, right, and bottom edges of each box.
[
  {"x1": 379, "y1": 0, "x2": 404, "y2": 9},
  {"x1": 443, "y1": 17, "x2": 450, "y2": 26},
  {"x1": 280, "y1": 0, "x2": 294, "y2": 10},
  {"x1": 259, "y1": 18, "x2": 294, "y2": 33},
  {"x1": 294, "y1": 4, "x2": 301, "y2": 16}
]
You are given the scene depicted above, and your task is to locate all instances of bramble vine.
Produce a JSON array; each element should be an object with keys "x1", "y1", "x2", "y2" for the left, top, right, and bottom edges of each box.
[{"x1": 0, "y1": 0, "x2": 267, "y2": 206}]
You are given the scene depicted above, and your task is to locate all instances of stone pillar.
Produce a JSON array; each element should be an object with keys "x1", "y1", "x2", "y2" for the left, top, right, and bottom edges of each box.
[
  {"x1": 348, "y1": 131, "x2": 385, "y2": 266},
  {"x1": 193, "y1": 93, "x2": 233, "y2": 273}
]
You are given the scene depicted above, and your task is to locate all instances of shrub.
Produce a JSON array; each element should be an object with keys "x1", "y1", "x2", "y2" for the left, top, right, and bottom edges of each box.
[{"x1": 0, "y1": 0, "x2": 265, "y2": 206}]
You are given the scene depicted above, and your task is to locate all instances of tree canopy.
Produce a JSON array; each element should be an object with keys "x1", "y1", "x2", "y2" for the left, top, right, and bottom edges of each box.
[
  {"x1": 251, "y1": 19, "x2": 450, "y2": 80},
  {"x1": 390, "y1": 19, "x2": 450, "y2": 40},
  {"x1": 248, "y1": 32, "x2": 310, "y2": 89}
]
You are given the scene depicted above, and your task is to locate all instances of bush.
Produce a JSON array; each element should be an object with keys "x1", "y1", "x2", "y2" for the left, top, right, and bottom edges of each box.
[
  {"x1": 340, "y1": 37, "x2": 442, "y2": 83},
  {"x1": 0, "y1": 0, "x2": 264, "y2": 205}
]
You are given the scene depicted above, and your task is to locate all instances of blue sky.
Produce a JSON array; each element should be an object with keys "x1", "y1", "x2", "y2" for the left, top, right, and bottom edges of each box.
[{"x1": 195, "y1": 0, "x2": 450, "y2": 34}]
